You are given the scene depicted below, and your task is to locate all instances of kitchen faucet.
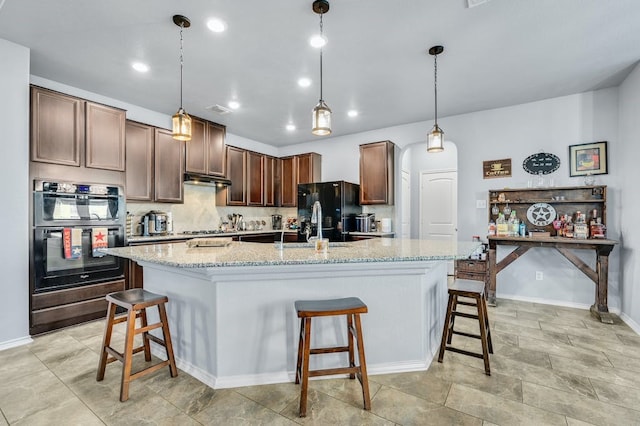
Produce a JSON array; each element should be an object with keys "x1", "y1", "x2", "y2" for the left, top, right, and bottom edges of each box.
[{"x1": 309, "y1": 201, "x2": 323, "y2": 242}]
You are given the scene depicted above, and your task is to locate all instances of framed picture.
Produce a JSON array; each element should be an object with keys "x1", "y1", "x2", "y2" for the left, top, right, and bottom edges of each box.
[{"x1": 569, "y1": 141, "x2": 608, "y2": 177}]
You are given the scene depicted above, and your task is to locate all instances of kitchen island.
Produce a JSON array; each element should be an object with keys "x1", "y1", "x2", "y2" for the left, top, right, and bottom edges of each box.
[{"x1": 102, "y1": 238, "x2": 479, "y2": 389}]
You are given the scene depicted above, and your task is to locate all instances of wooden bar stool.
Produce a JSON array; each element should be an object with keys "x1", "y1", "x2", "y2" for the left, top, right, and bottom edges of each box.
[
  {"x1": 294, "y1": 297, "x2": 371, "y2": 417},
  {"x1": 438, "y1": 279, "x2": 493, "y2": 375},
  {"x1": 97, "y1": 289, "x2": 178, "y2": 401}
]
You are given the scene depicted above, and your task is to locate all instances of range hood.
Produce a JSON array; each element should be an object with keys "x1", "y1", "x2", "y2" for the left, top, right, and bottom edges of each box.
[{"x1": 183, "y1": 173, "x2": 232, "y2": 187}]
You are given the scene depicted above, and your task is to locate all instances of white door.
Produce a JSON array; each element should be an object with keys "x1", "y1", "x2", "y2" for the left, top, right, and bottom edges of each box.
[
  {"x1": 419, "y1": 170, "x2": 458, "y2": 273},
  {"x1": 401, "y1": 170, "x2": 410, "y2": 239}
]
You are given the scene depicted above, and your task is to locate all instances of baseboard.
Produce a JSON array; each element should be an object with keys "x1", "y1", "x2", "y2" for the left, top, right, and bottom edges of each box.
[
  {"x1": 619, "y1": 312, "x2": 640, "y2": 335},
  {"x1": 497, "y1": 293, "x2": 621, "y2": 315},
  {"x1": 0, "y1": 335, "x2": 33, "y2": 351}
]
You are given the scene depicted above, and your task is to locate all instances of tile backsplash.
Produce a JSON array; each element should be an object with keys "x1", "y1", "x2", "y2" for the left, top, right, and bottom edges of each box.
[{"x1": 126, "y1": 184, "x2": 296, "y2": 234}]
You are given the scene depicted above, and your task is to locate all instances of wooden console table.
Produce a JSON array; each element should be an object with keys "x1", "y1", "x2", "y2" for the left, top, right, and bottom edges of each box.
[{"x1": 487, "y1": 236, "x2": 617, "y2": 324}]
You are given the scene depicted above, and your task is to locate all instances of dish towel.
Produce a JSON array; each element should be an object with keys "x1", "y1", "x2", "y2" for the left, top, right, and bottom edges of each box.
[
  {"x1": 92, "y1": 227, "x2": 108, "y2": 257},
  {"x1": 63, "y1": 228, "x2": 83, "y2": 259}
]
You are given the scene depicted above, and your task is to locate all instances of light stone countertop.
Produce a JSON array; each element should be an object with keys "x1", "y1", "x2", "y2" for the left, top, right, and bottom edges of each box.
[{"x1": 102, "y1": 238, "x2": 481, "y2": 269}]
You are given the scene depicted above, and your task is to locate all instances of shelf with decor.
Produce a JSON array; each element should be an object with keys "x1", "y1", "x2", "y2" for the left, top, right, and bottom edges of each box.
[{"x1": 488, "y1": 185, "x2": 607, "y2": 236}]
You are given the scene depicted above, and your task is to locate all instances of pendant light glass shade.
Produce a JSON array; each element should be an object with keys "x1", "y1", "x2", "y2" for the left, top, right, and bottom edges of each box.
[
  {"x1": 172, "y1": 107, "x2": 192, "y2": 141},
  {"x1": 312, "y1": 100, "x2": 332, "y2": 136},
  {"x1": 427, "y1": 45, "x2": 444, "y2": 153},
  {"x1": 427, "y1": 124, "x2": 444, "y2": 152},
  {"x1": 172, "y1": 15, "x2": 192, "y2": 141}
]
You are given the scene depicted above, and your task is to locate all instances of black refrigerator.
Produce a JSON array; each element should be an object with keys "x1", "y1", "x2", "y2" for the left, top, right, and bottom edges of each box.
[{"x1": 297, "y1": 181, "x2": 362, "y2": 242}]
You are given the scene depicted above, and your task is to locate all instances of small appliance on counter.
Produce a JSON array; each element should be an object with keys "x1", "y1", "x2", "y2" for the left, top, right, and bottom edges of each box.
[
  {"x1": 143, "y1": 210, "x2": 169, "y2": 235},
  {"x1": 355, "y1": 213, "x2": 375, "y2": 233},
  {"x1": 272, "y1": 214, "x2": 283, "y2": 230}
]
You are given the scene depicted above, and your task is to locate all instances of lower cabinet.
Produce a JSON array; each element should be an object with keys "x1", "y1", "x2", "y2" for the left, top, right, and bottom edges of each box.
[{"x1": 30, "y1": 280, "x2": 125, "y2": 335}]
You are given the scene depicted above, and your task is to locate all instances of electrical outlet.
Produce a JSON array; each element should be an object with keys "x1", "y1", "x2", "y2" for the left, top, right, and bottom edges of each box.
[
  {"x1": 535, "y1": 271, "x2": 543, "y2": 281},
  {"x1": 476, "y1": 199, "x2": 487, "y2": 209}
]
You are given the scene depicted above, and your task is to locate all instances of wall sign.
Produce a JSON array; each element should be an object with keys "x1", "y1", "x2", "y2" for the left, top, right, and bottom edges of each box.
[
  {"x1": 483, "y1": 158, "x2": 512, "y2": 179},
  {"x1": 522, "y1": 152, "x2": 561, "y2": 175}
]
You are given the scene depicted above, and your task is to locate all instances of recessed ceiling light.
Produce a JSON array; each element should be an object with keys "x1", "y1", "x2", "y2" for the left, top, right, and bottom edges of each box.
[
  {"x1": 228, "y1": 100, "x2": 240, "y2": 110},
  {"x1": 207, "y1": 18, "x2": 227, "y2": 33},
  {"x1": 309, "y1": 35, "x2": 327, "y2": 48},
  {"x1": 347, "y1": 110, "x2": 359, "y2": 118},
  {"x1": 132, "y1": 62, "x2": 149, "y2": 73},
  {"x1": 298, "y1": 77, "x2": 312, "y2": 87},
  {"x1": 286, "y1": 123, "x2": 296, "y2": 131}
]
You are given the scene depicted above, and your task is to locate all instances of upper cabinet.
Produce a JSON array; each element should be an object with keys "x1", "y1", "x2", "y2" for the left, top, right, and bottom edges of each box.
[
  {"x1": 279, "y1": 153, "x2": 322, "y2": 207},
  {"x1": 125, "y1": 121, "x2": 154, "y2": 201},
  {"x1": 30, "y1": 86, "x2": 125, "y2": 171},
  {"x1": 360, "y1": 140, "x2": 395, "y2": 205},
  {"x1": 154, "y1": 128, "x2": 185, "y2": 203},
  {"x1": 247, "y1": 151, "x2": 264, "y2": 206},
  {"x1": 186, "y1": 117, "x2": 226, "y2": 177},
  {"x1": 85, "y1": 102, "x2": 126, "y2": 171},
  {"x1": 264, "y1": 155, "x2": 276, "y2": 207},
  {"x1": 224, "y1": 146, "x2": 248, "y2": 206},
  {"x1": 297, "y1": 152, "x2": 322, "y2": 184}
]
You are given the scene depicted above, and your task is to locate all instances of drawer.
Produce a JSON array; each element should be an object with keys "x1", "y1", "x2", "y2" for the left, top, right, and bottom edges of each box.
[
  {"x1": 456, "y1": 259, "x2": 487, "y2": 274},
  {"x1": 456, "y1": 271, "x2": 486, "y2": 282}
]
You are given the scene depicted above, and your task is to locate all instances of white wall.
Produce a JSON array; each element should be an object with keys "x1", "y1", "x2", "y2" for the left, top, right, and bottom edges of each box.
[
  {"x1": 284, "y1": 89, "x2": 622, "y2": 310},
  {"x1": 618, "y1": 62, "x2": 640, "y2": 330},
  {"x1": 0, "y1": 39, "x2": 31, "y2": 348}
]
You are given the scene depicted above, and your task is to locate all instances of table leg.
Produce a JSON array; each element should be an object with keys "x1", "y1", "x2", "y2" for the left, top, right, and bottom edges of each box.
[
  {"x1": 488, "y1": 247, "x2": 497, "y2": 306},
  {"x1": 591, "y1": 251, "x2": 613, "y2": 324}
]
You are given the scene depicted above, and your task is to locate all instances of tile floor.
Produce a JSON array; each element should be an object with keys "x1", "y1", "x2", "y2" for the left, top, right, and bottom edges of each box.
[{"x1": 2, "y1": 299, "x2": 640, "y2": 425}]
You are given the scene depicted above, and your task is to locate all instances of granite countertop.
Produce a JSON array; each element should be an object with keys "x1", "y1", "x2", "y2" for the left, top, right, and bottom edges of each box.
[
  {"x1": 349, "y1": 231, "x2": 395, "y2": 237},
  {"x1": 102, "y1": 238, "x2": 481, "y2": 268},
  {"x1": 127, "y1": 229, "x2": 297, "y2": 244}
]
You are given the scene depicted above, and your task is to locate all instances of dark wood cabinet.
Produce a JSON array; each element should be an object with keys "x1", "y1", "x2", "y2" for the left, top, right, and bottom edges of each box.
[
  {"x1": 225, "y1": 146, "x2": 247, "y2": 205},
  {"x1": 360, "y1": 140, "x2": 395, "y2": 205},
  {"x1": 264, "y1": 156, "x2": 276, "y2": 207},
  {"x1": 297, "y1": 152, "x2": 322, "y2": 184},
  {"x1": 31, "y1": 86, "x2": 125, "y2": 171},
  {"x1": 186, "y1": 118, "x2": 226, "y2": 177},
  {"x1": 85, "y1": 102, "x2": 126, "y2": 171},
  {"x1": 280, "y1": 156, "x2": 298, "y2": 207},
  {"x1": 247, "y1": 151, "x2": 264, "y2": 206},
  {"x1": 125, "y1": 120, "x2": 154, "y2": 201},
  {"x1": 31, "y1": 86, "x2": 83, "y2": 167},
  {"x1": 154, "y1": 128, "x2": 185, "y2": 203}
]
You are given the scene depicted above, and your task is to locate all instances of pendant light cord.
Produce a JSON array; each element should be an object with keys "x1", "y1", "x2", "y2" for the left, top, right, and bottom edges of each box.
[
  {"x1": 319, "y1": 12, "x2": 324, "y2": 102},
  {"x1": 179, "y1": 22, "x2": 184, "y2": 110},
  {"x1": 433, "y1": 53, "x2": 438, "y2": 127}
]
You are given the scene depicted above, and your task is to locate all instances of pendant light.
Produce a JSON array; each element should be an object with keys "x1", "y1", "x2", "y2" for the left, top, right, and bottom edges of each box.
[
  {"x1": 172, "y1": 15, "x2": 192, "y2": 141},
  {"x1": 311, "y1": 0, "x2": 331, "y2": 136},
  {"x1": 427, "y1": 45, "x2": 444, "y2": 153}
]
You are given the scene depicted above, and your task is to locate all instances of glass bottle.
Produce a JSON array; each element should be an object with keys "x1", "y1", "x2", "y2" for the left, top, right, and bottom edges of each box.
[
  {"x1": 510, "y1": 211, "x2": 519, "y2": 237},
  {"x1": 496, "y1": 213, "x2": 508, "y2": 237},
  {"x1": 536, "y1": 170, "x2": 545, "y2": 187}
]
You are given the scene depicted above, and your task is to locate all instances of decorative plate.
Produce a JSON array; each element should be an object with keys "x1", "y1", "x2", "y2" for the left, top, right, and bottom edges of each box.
[
  {"x1": 522, "y1": 152, "x2": 561, "y2": 175},
  {"x1": 526, "y1": 203, "x2": 556, "y2": 227}
]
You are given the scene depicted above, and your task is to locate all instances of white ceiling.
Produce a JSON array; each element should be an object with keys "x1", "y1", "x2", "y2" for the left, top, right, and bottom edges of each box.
[{"x1": 1, "y1": 0, "x2": 640, "y2": 147}]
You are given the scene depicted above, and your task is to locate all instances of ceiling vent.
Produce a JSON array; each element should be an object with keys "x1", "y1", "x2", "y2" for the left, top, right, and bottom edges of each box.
[{"x1": 206, "y1": 104, "x2": 233, "y2": 115}]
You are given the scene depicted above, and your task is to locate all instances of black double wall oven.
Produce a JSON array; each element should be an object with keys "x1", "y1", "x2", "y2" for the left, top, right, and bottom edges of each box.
[{"x1": 32, "y1": 180, "x2": 126, "y2": 294}]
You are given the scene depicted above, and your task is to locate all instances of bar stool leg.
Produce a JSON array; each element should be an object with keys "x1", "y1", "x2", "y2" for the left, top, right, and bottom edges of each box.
[
  {"x1": 295, "y1": 318, "x2": 305, "y2": 385},
  {"x1": 354, "y1": 314, "x2": 371, "y2": 410},
  {"x1": 139, "y1": 308, "x2": 152, "y2": 362},
  {"x1": 438, "y1": 293, "x2": 456, "y2": 363},
  {"x1": 447, "y1": 296, "x2": 458, "y2": 344},
  {"x1": 347, "y1": 314, "x2": 356, "y2": 379},
  {"x1": 158, "y1": 302, "x2": 178, "y2": 377},
  {"x1": 299, "y1": 318, "x2": 312, "y2": 417},
  {"x1": 476, "y1": 295, "x2": 491, "y2": 376},
  {"x1": 97, "y1": 302, "x2": 117, "y2": 381},
  {"x1": 482, "y1": 294, "x2": 494, "y2": 354},
  {"x1": 120, "y1": 308, "x2": 137, "y2": 402}
]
